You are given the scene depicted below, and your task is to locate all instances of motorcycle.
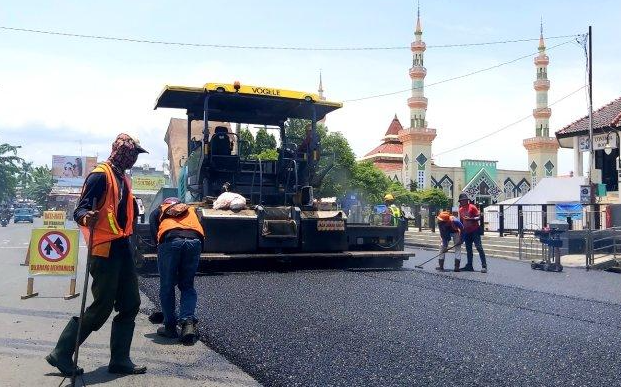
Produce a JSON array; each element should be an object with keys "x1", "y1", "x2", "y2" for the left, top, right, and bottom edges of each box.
[{"x1": 0, "y1": 218, "x2": 7, "y2": 227}]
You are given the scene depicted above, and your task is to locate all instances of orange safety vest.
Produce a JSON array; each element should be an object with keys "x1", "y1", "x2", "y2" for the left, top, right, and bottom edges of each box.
[
  {"x1": 156, "y1": 204, "x2": 204, "y2": 244},
  {"x1": 79, "y1": 162, "x2": 135, "y2": 258}
]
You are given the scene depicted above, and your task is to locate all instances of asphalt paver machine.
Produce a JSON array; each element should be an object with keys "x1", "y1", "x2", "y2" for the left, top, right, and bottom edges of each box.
[{"x1": 134, "y1": 82, "x2": 412, "y2": 267}]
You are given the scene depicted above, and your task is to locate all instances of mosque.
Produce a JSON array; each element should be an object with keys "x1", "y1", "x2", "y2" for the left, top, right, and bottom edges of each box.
[{"x1": 359, "y1": 9, "x2": 559, "y2": 205}]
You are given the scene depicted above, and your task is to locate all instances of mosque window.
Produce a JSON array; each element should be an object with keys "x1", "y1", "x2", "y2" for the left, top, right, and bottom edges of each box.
[
  {"x1": 504, "y1": 181, "x2": 515, "y2": 199},
  {"x1": 417, "y1": 170, "x2": 425, "y2": 188},
  {"x1": 441, "y1": 179, "x2": 452, "y2": 197}
]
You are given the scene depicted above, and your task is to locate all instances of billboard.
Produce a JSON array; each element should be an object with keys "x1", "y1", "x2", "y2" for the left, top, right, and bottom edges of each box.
[
  {"x1": 52, "y1": 156, "x2": 98, "y2": 187},
  {"x1": 131, "y1": 175, "x2": 166, "y2": 192}
]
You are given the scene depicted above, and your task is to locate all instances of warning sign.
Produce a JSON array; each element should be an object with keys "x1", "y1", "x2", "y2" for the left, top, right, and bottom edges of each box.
[
  {"x1": 28, "y1": 228, "x2": 78, "y2": 276},
  {"x1": 43, "y1": 211, "x2": 66, "y2": 229}
]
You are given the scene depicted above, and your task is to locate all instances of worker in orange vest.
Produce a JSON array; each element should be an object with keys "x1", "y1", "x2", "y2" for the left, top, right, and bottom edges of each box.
[
  {"x1": 149, "y1": 197, "x2": 204, "y2": 343},
  {"x1": 46, "y1": 133, "x2": 148, "y2": 376}
]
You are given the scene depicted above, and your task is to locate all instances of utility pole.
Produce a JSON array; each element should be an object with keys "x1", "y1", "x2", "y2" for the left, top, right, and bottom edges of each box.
[{"x1": 588, "y1": 26, "x2": 593, "y2": 188}]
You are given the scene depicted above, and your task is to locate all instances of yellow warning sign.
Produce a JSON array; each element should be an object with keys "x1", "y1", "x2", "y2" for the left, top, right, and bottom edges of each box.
[
  {"x1": 28, "y1": 228, "x2": 78, "y2": 276},
  {"x1": 43, "y1": 211, "x2": 66, "y2": 229}
]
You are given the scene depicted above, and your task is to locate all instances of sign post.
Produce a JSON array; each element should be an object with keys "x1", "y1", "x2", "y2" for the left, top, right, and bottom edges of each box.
[
  {"x1": 21, "y1": 228, "x2": 80, "y2": 300},
  {"x1": 43, "y1": 210, "x2": 66, "y2": 229}
]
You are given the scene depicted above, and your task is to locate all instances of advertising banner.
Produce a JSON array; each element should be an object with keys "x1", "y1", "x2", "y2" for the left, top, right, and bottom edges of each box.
[
  {"x1": 52, "y1": 155, "x2": 98, "y2": 187},
  {"x1": 555, "y1": 203, "x2": 583, "y2": 221},
  {"x1": 28, "y1": 228, "x2": 79, "y2": 276},
  {"x1": 132, "y1": 175, "x2": 166, "y2": 192}
]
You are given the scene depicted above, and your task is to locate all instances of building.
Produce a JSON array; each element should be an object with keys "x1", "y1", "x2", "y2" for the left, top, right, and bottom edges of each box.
[
  {"x1": 555, "y1": 96, "x2": 621, "y2": 192},
  {"x1": 361, "y1": 8, "x2": 552, "y2": 205},
  {"x1": 164, "y1": 118, "x2": 231, "y2": 186}
]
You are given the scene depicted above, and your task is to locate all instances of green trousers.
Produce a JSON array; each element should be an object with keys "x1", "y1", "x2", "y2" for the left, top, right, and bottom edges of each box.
[{"x1": 50, "y1": 238, "x2": 141, "y2": 363}]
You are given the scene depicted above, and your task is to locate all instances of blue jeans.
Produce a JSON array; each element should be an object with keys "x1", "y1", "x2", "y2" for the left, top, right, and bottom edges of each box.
[
  {"x1": 157, "y1": 238, "x2": 202, "y2": 326},
  {"x1": 463, "y1": 232, "x2": 487, "y2": 267}
]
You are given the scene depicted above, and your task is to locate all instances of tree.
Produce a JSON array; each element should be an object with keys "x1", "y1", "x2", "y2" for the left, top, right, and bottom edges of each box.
[
  {"x1": 254, "y1": 127, "x2": 277, "y2": 154},
  {"x1": 239, "y1": 127, "x2": 255, "y2": 158},
  {"x1": 24, "y1": 165, "x2": 55, "y2": 207},
  {"x1": 255, "y1": 148, "x2": 279, "y2": 161},
  {"x1": 350, "y1": 161, "x2": 391, "y2": 204},
  {"x1": 19, "y1": 161, "x2": 33, "y2": 191},
  {"x1": 315, "y1": 130, "x2": 356, "y2": 198},
  {"x1": 0, "y1": 143, "x2": 23, "y2": 202},
  {"x1": 417, "y1": 188, "x2": 452, "y2": 209}
]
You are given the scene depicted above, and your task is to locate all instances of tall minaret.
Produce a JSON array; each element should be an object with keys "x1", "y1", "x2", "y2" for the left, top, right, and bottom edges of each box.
[
  {"x1": 523, "y1": 21, "x2": 558, "y2": 186},
  {"x1": 398, "y1": 3, "x2": 436, "y2": 189},
  {"x1": 318, "y1": 70, "x2": 326, "y2": 124}
]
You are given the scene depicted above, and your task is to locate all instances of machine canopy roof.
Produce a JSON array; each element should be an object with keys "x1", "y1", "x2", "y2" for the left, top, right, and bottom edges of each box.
[{"x1": 155, "y1": 83, "x2": 343, "y2": 126}]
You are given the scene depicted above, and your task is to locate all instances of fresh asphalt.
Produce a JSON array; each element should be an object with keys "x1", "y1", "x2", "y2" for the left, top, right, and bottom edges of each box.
[{"x1": 139, "y1": 248, "x2": 621, "y2": 387}]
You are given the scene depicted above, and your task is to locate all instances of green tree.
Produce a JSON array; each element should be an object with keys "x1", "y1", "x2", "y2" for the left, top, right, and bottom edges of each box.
[
  {"x1": 316, "y1": 130, "x2": 356, "y2": 198},
  {"x1": 417, "y1": 188, "x2": 452, "y2": 209},
  {"x1": 387, "y1": 181, "x2": 418, "y2": 205},
  {"x1": 255, "y1": 148, "x2": 279, "y2": 161},
  {"x1": 19, "y1": 161, "x2": 34, "y2": 192},
  {"x1": 24, "y1": 165, "x2": 55, "y2": 207},
  {"x1": 239, "y1": 127, "x2": 255, "y2": 157},
  {"x1": 254, "y1": 127, "x2": 277, "y2": 154},
  {"x1": 350, "y1": 161, "x2": 391, "y2": 204},
  {"x1": 0, "y1": 143, "x2": 23, "y2": 202}
]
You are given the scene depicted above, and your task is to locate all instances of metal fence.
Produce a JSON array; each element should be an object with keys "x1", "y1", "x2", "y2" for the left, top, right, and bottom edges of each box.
[
  {"x1": 483, "y1": 204, "x2": 608, "y2": 236},
  {"x1": 347, "y1": 204, "x2": 440, "y2": 230},
  {"x1": 585, "y1": 227, "x2": 621, "y2": 267}
]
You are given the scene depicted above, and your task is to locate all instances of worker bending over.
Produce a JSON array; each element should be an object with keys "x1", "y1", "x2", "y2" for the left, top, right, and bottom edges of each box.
[
  {"x1": 436, "y1": 211, "x2": 463, "y2": 272},
  {"x1": 150, "y1": 197, "x2": 204, "y2": 344}
]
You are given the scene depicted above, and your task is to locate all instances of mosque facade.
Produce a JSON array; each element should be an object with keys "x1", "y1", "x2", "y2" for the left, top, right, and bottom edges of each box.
[{"x1": 360, "y1": 9, "x2": 557, "y2": 205}]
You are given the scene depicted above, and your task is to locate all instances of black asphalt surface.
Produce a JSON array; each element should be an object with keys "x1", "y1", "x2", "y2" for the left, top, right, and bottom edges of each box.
[{"x1": 139, "y1": 250, "x2": 621, "y2": 387}]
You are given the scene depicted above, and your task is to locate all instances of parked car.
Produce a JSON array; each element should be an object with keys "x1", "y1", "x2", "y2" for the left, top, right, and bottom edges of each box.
[
  {"x1": 32, "y1": 208, "x2": 41, "y2": 217},
  {"x1": 14, "y1": 208, "x2": 34, "y2": 223}
]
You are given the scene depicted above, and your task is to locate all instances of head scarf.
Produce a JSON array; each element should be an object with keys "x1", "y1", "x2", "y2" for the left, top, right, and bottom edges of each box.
[{"x1": 107, "y1": 133, "x2": 145, "y2": 171}]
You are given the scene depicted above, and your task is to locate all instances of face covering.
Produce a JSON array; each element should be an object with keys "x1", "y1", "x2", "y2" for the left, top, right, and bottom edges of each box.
[{"x1": 107, "y1": 133, "x2": 140, "y2": 171}]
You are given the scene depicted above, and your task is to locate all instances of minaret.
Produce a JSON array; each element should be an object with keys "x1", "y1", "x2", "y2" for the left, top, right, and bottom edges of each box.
[
  {"x1": 318, "y1": 70, "x2": 325, "y2": 101},
  {"x1": 318, "y1": 70, "x2": 326, "y2": 124},
  {"x1": 398, "y1": 3, "x2": 436, "y2": 189},
  {"x1": 523, "y1": 21, "x2": 558, "y2": 186}
]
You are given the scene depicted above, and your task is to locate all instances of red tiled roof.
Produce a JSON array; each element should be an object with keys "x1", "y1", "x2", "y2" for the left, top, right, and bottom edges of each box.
[
  {"x1": 556, "y1": 96, "x2": 621, "y2": 137},
  {"x1": 363, "y1": 142, "x2": 403, "y2": 157},
  {"x1": 384, "y1": 115, "x2": 404, "y2": 136},
  {"x1": 374, "y1": 161, "x2": 403, "y2": 172}
]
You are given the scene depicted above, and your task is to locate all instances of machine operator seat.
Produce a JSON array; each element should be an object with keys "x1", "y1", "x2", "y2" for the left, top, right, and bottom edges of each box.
[{"x1": 210, "y1": 126, "x2": 232, "y2": 156}]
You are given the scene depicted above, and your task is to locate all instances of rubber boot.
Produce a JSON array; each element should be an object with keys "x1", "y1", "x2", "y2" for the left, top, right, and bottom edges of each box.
[
  {"x1": 45, "y1": 317, "x2": 86, "y2": 376},
  {"x1": 179, "y1": 319, "x2": 198, "y2": 345},
  {"x1": 454, "y1": 259, "x2": 461, "y2": 272},
  {"x1": 108, "y1": 321, "x2": 147, "y2": 374},
  {"x1": 435, "y1": 259, "x2": 445, "y2": 272}
]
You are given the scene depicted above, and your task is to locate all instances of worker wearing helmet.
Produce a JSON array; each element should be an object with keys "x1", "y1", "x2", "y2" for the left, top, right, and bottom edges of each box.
[
  {"x1": 436, "y1": 211, "x2": 464, "y2": 272},
  {"x1": 149, "y1": 197, "x2": 204, "y2": 343},
  {"x1": 458, "y1": 193, "x2": 487, "y2": 273},
  {"x1": 383, "y1": 194, "x2": 402, "y2": 226}
]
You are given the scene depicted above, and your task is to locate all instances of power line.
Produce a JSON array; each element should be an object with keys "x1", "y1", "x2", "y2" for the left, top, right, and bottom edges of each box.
[
  {"x1": 0, "y1": 25, "x2": 579, "y2": 51},
  {"x1": 343, "y1": 39, "x2": 575, "y2": 102},
  {"x1": 431, "y1": 84, "x2": 587, "y2": 157}
]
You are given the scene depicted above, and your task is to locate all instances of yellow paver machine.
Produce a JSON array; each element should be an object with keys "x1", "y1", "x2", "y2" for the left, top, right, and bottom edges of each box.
[{"x1": 134, "y1": 82, "x2": 412, "y2": 268}]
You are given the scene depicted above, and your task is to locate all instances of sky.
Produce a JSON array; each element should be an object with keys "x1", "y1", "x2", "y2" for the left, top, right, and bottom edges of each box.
[{"x1": 0, "y1": 0, "x2": 619, "y2": 175}]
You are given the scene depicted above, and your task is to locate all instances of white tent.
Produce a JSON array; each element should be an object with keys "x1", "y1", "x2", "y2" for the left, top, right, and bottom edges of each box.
[{"x1": 485, "y1": 177, "x2": 587, "y2": 232}]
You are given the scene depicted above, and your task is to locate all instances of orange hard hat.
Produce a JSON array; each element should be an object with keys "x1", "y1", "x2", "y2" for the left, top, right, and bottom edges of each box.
[{"x1": 436, "y1": 211, "x2": 451, "y2": 222}]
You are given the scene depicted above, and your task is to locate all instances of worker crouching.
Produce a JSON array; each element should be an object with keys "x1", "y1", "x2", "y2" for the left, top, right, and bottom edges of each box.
[
  {"x1": 150, "y1": 197, "x2": 204, "y2": 344},
  {"x1": 436, "y1": 211, "x2": 463, "y2": 272}
]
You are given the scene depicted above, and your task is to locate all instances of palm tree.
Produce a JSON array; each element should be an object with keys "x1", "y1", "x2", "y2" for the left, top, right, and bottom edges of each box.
[
  {"x1": 0, "y1": 143, "x2": 23, "y2": 202},
  {"x1": 25, "y1": 165, "x2": 55, "y2": 208}
]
